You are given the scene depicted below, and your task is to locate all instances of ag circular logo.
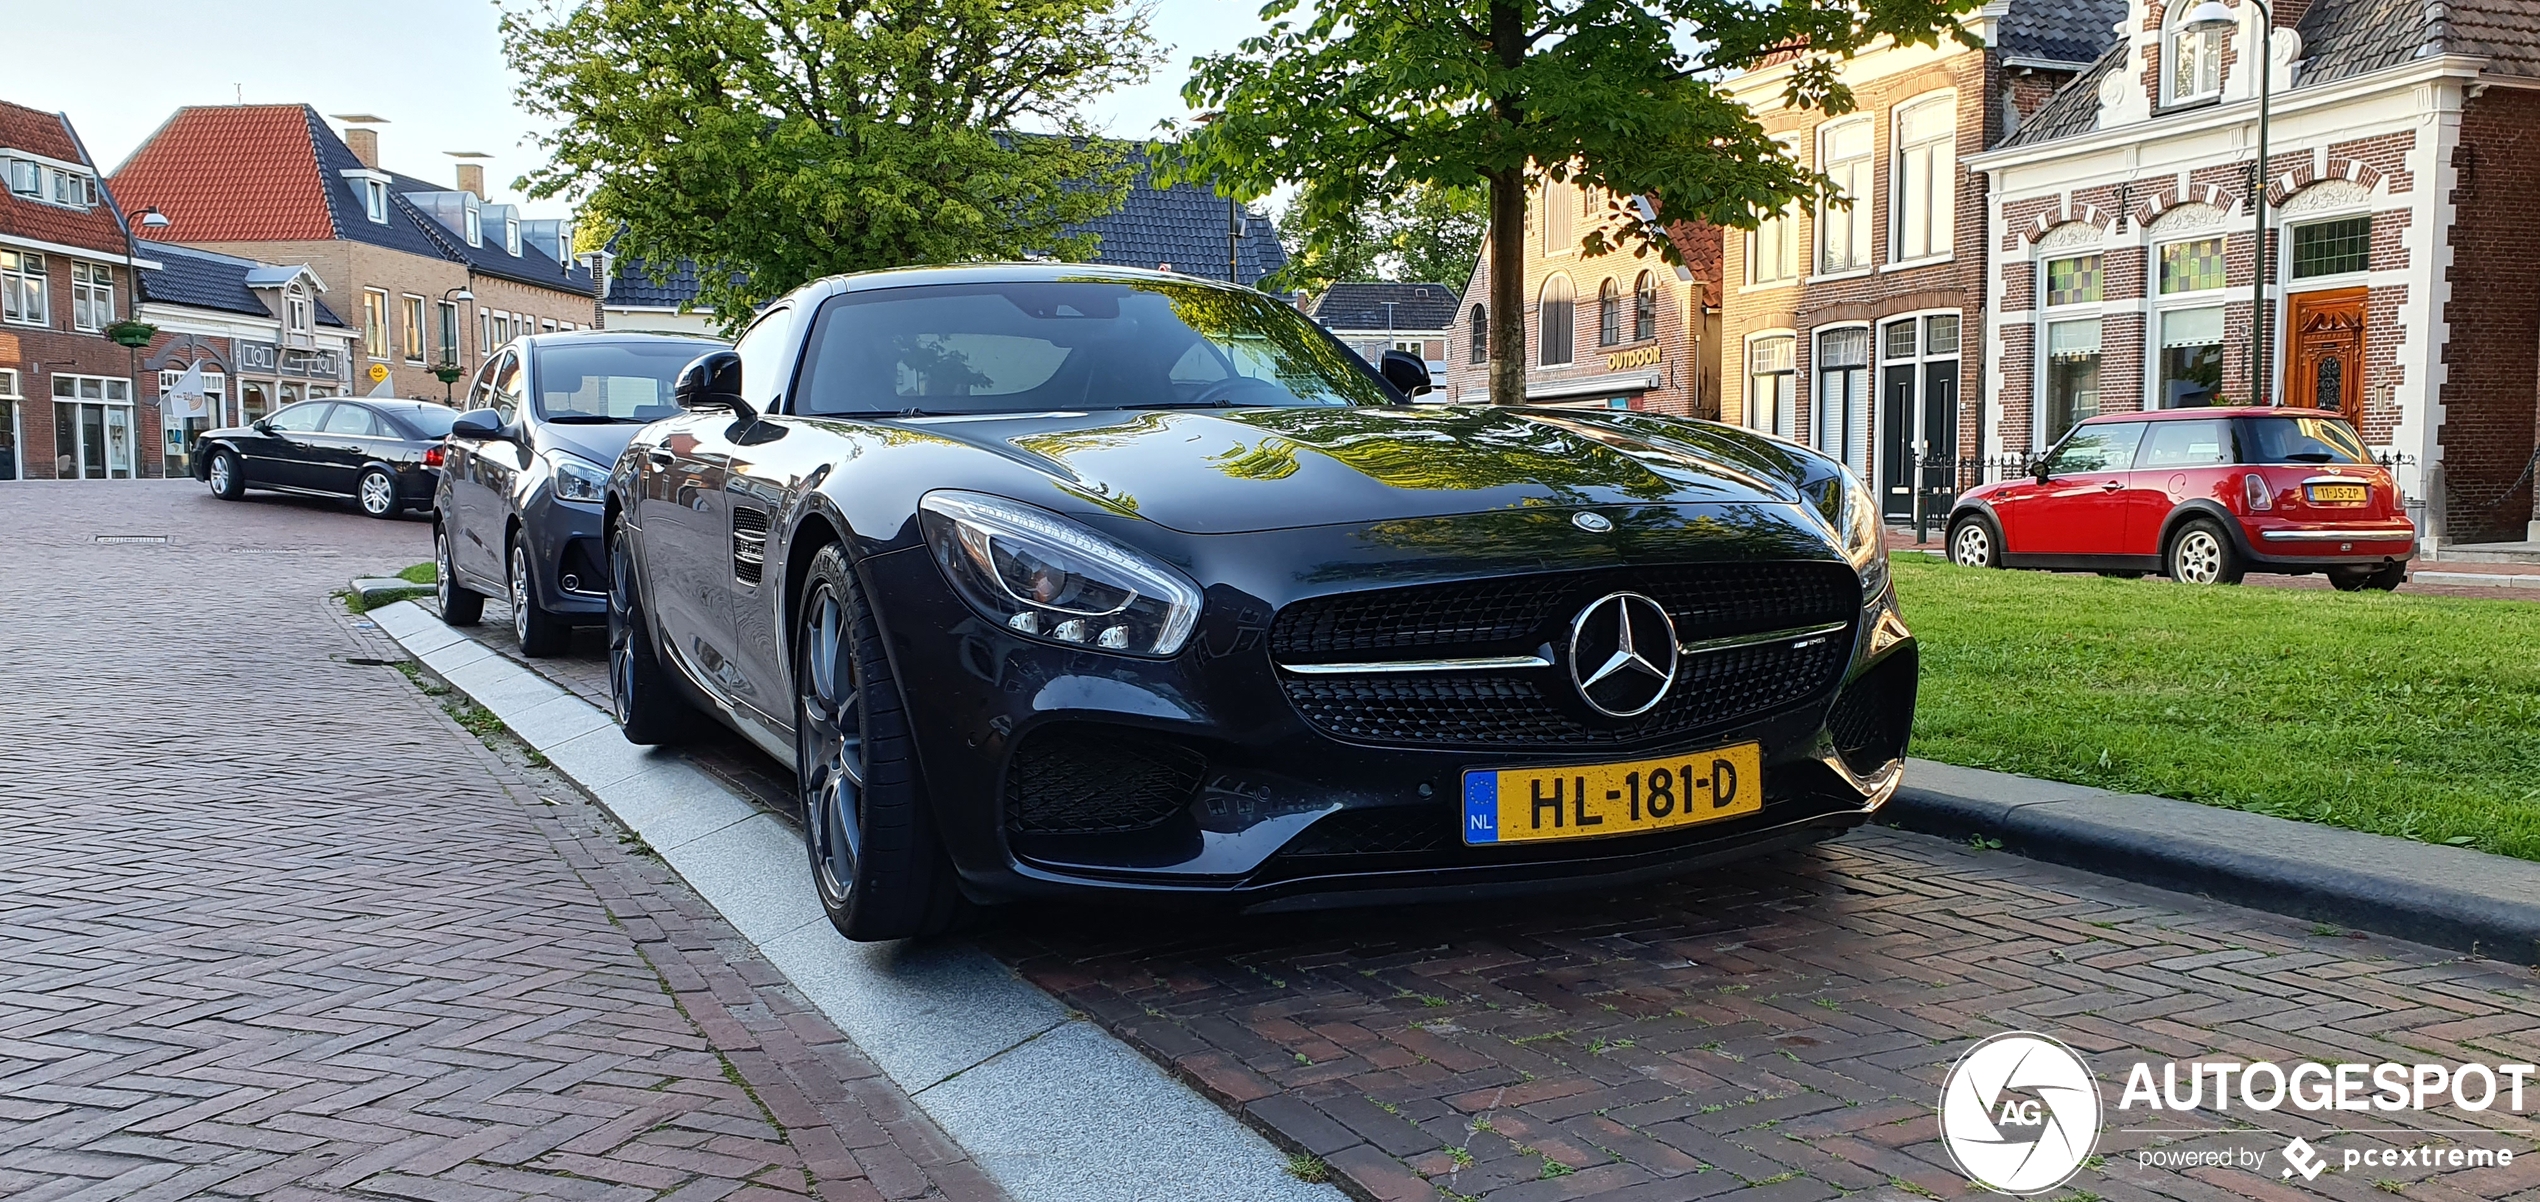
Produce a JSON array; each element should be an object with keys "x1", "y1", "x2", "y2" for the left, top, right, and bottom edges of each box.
[
  {"x1": 1566, "y1": 592, "x2": 1677, "y2": 718},
  {"x1": 1571, "y1": 511, "x2": 1613, "y2": 533},
  {"x1": 1940, "y1": 1032, "x2": 2102, "y2": 1195}
]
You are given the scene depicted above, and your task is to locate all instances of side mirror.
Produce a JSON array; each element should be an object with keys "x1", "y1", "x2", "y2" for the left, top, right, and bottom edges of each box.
[
  {"x1": 1378, "y1": 348, "x2": 1432, "y2": 398},
  {"x1": 2029, "y1": 458, "x2": 2052, "y2": 484},
  {"x1": 251, "y1": 419, "x2": 275, "y2": 434},
  {"x1": 675, "y1": 350, "x2": 754, "y2": 421},
  {"x1": 450, "y1": 407, "x2": 508, "y2": 441}
]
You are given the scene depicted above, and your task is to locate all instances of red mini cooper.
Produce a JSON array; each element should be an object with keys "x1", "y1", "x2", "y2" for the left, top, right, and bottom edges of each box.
[{"x1": 1946, "y1": 408, "x2": 2413, "y2": 589}]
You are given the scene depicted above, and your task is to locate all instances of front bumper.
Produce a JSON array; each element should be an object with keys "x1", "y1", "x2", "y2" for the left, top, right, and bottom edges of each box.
[
  {"x1": 860, "y1": 504, "x2": 1917, "y2": 910},
  {"x1": 522, "y1": 490, "x2": 610, "y2": 620}
]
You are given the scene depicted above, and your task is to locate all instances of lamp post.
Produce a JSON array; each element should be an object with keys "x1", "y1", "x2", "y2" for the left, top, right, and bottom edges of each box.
[
  {"x1": 108, "y1": 206, "x2": 173, "y2": 473},
  {"x1": 2185, "y1": 0, "x2": 2273, "y2": 405},
  {"x1": 435, "y1": 286, "x2": 474, "y2": 403}
]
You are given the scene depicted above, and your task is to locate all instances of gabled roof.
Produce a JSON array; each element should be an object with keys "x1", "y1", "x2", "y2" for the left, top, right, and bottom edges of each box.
[
  {"x1": 0, "y1": 99, "x2": 132, "y2": 257},
  {"x1": 609, "y1": 256, "x2": 704, "y2": 309},
  {"x1": 1998, "y1": 0, "x2": 2130, "y2": 65},
  {"x1": 136, "y1": 239, "x2": 347, "y2": 326},
  {"x1": 1309, "y1": 282, "x2": 1460, "y2": 332},
  {"x1": 111, "y1": 103, "x2": 593, "y2": 297},
  {"x1": 2001, "y1": 45, "x2": 2126, "y2": 147}
]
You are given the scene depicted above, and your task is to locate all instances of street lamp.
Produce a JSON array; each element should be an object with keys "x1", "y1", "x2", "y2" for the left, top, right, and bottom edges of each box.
[
  {"x1": 435, "y1": 286, "x2": 475, "y2": 403},
  {"x1": 2185, "y1": 0, "x2": 2273, "y2": 406}
]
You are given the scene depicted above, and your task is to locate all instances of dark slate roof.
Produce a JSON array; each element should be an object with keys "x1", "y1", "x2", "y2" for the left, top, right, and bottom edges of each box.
[
  {"x1": 2447, "y1": 0, "x2": 2540, "y2": 77},
  {"x1": 301, "y1": 111, "x2": 462, "y2": 263},
  {"x1": 1308, "y1": 282, "x2": 1460, "y2": 332},
  {"x1": 608, "y1": 256, "x2": 703, "y2": 308},
  {"x1": 1998, "y1": 0, "x2": 2128, "y2": 65},
  {"x1": 135, "y1": 240, "x2": 348, "y2": 327},
  {"x1": 2001, "y1": 45, "x2": 2126, "y2": 146},
  {"x1": 381, "y1": 166, "x2": 596, "y2": 296}
]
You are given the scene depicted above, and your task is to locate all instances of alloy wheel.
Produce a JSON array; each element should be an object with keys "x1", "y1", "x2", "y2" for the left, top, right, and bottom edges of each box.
[
  {"x1": 1950, "y1": 523, "x2": 1989, "y2": 567},
  {"x1": 797, "y1": 584, "x2": 864, "y2": 899},
  {"x1": 608, "y1": 531, "x2": 637, "y2": 722},
  {"x1": 361, "y1": 472, "x2": 394, "y2": 515},
  {"x1": 208, "y1": 456, "x2": 231, "y2": 494},
  {"x1": 436, "y1": 531, "x2": 454, "y2": 614},
  {"x1": 2174, "y1": 530, "x2": 2224, "y2": 584},
  {"x1": 511, "y1": 544, "x2": 532, "y2": 643}
]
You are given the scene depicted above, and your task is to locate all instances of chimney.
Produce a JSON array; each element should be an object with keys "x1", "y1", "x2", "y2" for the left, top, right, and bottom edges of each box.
[
  {"x1": 457, "y1": 163, "x2": 485, "y2": 200},
  {"x1": 345, "y1": 127, "x2": 379, "y2": 169}
]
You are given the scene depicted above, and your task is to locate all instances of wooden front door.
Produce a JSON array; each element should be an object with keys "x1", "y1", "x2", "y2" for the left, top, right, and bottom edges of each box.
[{"x1": 2287, "y1": 288, "x2": 2366, "y2": 417}]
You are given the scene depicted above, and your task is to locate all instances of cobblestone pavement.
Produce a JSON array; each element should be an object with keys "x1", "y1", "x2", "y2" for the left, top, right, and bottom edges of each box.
[
  {"x1": 463, "y1": 530, "x2": 2540, "y2": 1202},
  {"x1": 0, "y1": 482, "x2": 998, "y2": 1202}
]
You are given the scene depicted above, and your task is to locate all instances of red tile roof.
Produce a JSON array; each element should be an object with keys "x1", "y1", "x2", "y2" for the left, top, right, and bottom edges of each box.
[
  {"x1": 0, "y1": 99, "x2": 131, "y2": 257},
  {"x1": 108, "y1": 105, "x2": 336, "y2": 243}
]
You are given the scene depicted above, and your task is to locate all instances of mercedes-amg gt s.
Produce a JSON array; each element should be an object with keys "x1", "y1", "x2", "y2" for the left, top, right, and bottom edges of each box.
[{"x1": 605, "y1": 264, "x2": 1916, "y2": 940}]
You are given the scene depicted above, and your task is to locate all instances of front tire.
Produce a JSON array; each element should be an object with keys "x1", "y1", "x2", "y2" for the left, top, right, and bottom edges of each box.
[
  {"x1": 795, "y1": 542, "x2": 960, "y2": 942},
  {"x1": 207, "y1": 449, "x2": 245, "y2": 500},
  {"x1": 607, "y1": 518, "x2": 696, "y2": 744},
  {"x1": 435, "y1": 526, "x2": 485, "y2": 625},
  {"x1": 1947, "y1": 514, "x2": 2002, "y2": 568},
  {"x1": 510, "y1": 538, "x2": 571, "y2": 657},
  {"x1": 2166, "y1": 519, "x2": 2245, "y2": 585},
  {"x1": 356, "y1": 467, "x2": 402, "y2": 518}
]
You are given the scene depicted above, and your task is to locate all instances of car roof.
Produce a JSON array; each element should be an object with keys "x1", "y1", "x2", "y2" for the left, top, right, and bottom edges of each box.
[
  {"x1": 515, "y1": 330, "x2": 728, "y2": 352},
  {"x1": 2080, "y1": 406, "x2": 2346, "y2": 423},
  {"x1": 811, "y1": 260, "x2": 1261, "y2": 298}
]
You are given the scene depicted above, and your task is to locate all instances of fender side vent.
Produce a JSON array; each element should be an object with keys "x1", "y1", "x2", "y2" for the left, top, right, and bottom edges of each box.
[{"x1": 731, "y1": 507, "x2": 768, "y2": 586}]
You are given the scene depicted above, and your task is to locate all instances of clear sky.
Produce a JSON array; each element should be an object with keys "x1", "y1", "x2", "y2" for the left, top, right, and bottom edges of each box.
[{"x1": 0, "y1": 0, "x2": 1268, "y2": 221}]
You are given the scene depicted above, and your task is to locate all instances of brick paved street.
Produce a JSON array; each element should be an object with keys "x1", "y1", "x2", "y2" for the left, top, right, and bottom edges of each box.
[{"x1": 0, "y1": 481, "x2": 998, "y2": 1202}]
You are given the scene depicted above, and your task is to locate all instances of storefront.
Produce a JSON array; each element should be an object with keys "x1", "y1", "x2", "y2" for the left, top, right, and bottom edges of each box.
[
  {"x1": 0, "y1": 367, "x2": 19, "y2": 480},
  {"x1": 49, "y1": 373, "x2": 135, "y2": 479}
]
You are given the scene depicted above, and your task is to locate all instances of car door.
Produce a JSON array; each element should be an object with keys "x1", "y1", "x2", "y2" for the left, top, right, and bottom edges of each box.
[
  {"x1": 243, "y1": 401, "x2": 333, "y2": 490},
  {"x1": 306, "y1": 401, "x2": 384, "y2": 496},
  {"x1": 719, "y1": 303, "x2": 809, "y2": 724},
  {"x1": 2013, "y1": 420, "x2": 2145, "y2": 556},
  {"x1": 2123, "y1": 418, "x2": 2231, "y2": 557},
  {"x1": 452, "y1": 351, "x2": 526, "y2": 584}
]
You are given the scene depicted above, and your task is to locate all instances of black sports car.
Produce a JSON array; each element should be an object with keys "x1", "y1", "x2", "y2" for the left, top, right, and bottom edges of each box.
[
  {"x1": 607, "y1": 264, "x2": 1916, "y2": 940},
  {"x1": 195, "y1": 397, "x2": 457, "y2": 517}
]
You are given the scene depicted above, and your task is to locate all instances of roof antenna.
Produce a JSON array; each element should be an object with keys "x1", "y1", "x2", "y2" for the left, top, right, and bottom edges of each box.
[{"x1": 234, "y1": 84, "x2": 244, "y2": 104}]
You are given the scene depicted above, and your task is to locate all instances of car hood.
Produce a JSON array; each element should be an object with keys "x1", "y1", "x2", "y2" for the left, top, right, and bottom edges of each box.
[
  {"x1": 535, "y1": 422, "x2": 646, "y2": 469},
  {"x1": 886, "y1": 405, "x2": 1828, "y2": 535}
]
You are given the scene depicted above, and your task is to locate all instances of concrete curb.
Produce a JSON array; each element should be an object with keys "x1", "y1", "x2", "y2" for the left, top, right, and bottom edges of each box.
[
  {"x1": 365, "y1": 601, "x2": 1341, "y2": 1202},
  {"x1": 1887, "y1": 758, "x2": 2540, "y2": 964}
]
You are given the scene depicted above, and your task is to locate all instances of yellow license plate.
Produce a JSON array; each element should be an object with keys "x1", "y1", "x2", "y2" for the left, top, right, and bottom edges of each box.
[
  {"x1": 2308, "y1": 484, "x2": 2368, "y2": 503},
  {"x1": 1462, "y1": 745, "x2": 1763, "y2": 845}
]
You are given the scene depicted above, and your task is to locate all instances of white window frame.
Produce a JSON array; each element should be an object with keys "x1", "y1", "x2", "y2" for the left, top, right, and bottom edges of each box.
[
  {"x1": 464, "y1": 206, "x2": 483, "y2": 247},
  {"x1": 1, "y1": 367, "x2": 21, "y2": 482},
  {"x1": 1815, "y1": 119, "x2": 1875, "y2": 277},
  {"x1": 70, "y1": 261, "x2": 113, "y2": 332},
  {"x1": 286, "y1": 292, "x2": 313, "y2": 335},
  {"x1": 1890, "y1": 93, "x2": 1956, "y2": 265},
  {"x1": 1812, "y1": 323, "x2": 1874, "y2": 477},
  {"x1": 2, "y1": 249, "x2": 48, "y2": 327},
  {"x1": 2166, "y1": 5, "x2": 2225, "y2": 106},
  {"x1": 403, "y1": 294, "x2": 429, "y2": 362},
  {"x1": 49, "y1": 373, "x2": 138, "y2": 479},
  {"x1": 1743, "y1": 330, "x2": 1797, "y2": 438},
  {"x1": 365, "y1": 179, "x2": 387, "y2": 223},
  {"x1": 2152, "y1": 231, "x2": 2231, "y2": 409},
  {"x1": 2283, "y1": 211, "x2": 2374, "y2": 290},
  {"x1": 2035, "y1": 245, "x2": 2108, "y2": 446},
  {"x1": 362, "y1": 288, "x2": 391, "y2": 358},
  {"x1": 505, "y1": 218, "x2": 521, "y2": 256}
]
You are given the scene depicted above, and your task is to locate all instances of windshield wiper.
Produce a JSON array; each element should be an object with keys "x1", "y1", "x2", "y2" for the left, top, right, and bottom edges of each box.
[
  {"x1": 542, "y1": 414, "x2": 640, "y2": 424},
  {"x1": 1114, "y1": 399, "x2": 1240, "y2": 411}
]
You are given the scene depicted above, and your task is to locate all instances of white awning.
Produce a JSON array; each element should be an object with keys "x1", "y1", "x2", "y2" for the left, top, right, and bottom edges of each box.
[{"x1": 1526, "y1": 371, "x2": 1659, "y2": 402}]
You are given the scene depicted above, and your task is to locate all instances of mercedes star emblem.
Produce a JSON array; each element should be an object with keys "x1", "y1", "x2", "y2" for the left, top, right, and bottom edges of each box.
[
  {"x1": 1567, "y1": 591, "x2": 1679, "y2": 718},
  {"x1": 1572, "y1": 511, "x2": 1614, "y2": 533}
]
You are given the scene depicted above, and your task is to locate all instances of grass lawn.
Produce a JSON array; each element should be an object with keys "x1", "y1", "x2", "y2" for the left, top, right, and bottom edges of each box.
[
  {"x1": 397, "y1": 562, "x2": 437, "y2": 585},
  {"x1": 1892, "y1": 555, "x2": 2540, "y2": 860}
]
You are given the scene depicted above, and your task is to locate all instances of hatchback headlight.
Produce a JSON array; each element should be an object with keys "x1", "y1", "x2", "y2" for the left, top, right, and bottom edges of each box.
[
  {"x1": 1811, "y1": 466, "x2": 1889, "y2": 597},
  {"x1": 919, "y1": 491, "x2": 1203, "y2": 658},
  {"x1": 545, "y1": 451, "x2": 608, "y2": 504}
]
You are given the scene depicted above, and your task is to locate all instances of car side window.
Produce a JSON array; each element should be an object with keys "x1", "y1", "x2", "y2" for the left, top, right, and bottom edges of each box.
[
  {"x1": 2044, "y1": 422, "x2": 2145, "y2": 476},
  {"x1": 2136, "y1": 419, "x2": 2229, "y2": 468},
  {"x1": 267, "y1": 402, "x2": 331, "y2": 433},
  {"x1": 322, "y1": 405, "x2": 382, "y2": 436},
  {"x1": 734, "y1": 305, "x2": 796, "y2": 412},
  {"x1": 489, "y1": 353, "x2": 524, "y2": 424},
  {"x1": 466, "y1": 355, "x2": 503, "y2": 410}
]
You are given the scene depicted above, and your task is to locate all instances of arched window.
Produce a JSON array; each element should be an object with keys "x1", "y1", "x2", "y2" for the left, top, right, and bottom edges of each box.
[
  {"x1": 2167, "y1": 1, "x2": 2224, "y2": 104},
  {"x1": 1597, "y1": 279, "x2": 1621, "y2": 347},
  {"x1": 1541, "y1": 179, "x2": 1571, "y2": 255},
  {"x1": 1538, "y1": 275, "x2": 1574, "y2": 366},
  {"x1": 1468, "y1": 304, "x2": 1488, "y2": 363},
  {"x1": 1632, "y1": 272, "x2": 1657, "y2": 341}
]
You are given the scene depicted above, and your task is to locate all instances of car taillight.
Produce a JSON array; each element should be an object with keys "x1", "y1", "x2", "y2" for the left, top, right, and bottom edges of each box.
[
  {"x1": 2243, "y1": 473, "x2": 2272, "y2": 511},
  {"x1": 423, "y1": 444, "x2": 445, "y2": 469}
]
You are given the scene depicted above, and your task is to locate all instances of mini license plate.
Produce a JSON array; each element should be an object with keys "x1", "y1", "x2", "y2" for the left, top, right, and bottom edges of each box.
[
  {"x1": 2307, "y1": 483, "x2": 2368, "y2": 504},
  {"x1": 1462, "y1": 744, "x2": 1763, "y2": 845}
]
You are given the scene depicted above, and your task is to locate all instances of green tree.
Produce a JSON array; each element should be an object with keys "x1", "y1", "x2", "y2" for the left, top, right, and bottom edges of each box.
[
  {"x1": 1272, "y1": 181, "x2": 1488, "y2": 295},
  {"x1": 1176, "y1": 0, "x2": 1975, "y2": 405},
  {"x1": 502, "y1": 0, "x2": 1163, "y2": 332}
]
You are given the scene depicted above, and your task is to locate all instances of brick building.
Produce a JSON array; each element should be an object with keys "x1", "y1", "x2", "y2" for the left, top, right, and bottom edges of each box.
[
  {"x1": 1, "y1": 99, "x2": 154, "y2": 481},
  {"x1": 1970, "y1": 0, "x2": 2540, "y2": 547},
  {"x1": 110, "y1": 106, "x2": 596, "y2": 404},
  {"x1": 1306, "y1": 282, "x2": 1457, "y2": 390},
  {"x1": 1717, "y1": 0, "x2": 2125, "y2": 523},
  {"x1": 1448, "y1": 185, "x2": 1721, "y2": 413},
  {"x1": 133, "y1": 240, "x2": 360, "y2": 476}
]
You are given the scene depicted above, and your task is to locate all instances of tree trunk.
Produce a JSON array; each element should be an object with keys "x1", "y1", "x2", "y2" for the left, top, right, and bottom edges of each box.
[{"x1": 1487, "y1": 165, "x2": 1527, "y2": 406}]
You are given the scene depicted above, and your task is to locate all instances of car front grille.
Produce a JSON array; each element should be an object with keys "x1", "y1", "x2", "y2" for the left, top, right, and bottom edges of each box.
[
  {"x1": 1271, "y1": 563, "x2": 1860, "y2": 750},
  {"x1": 1004, "y1": 724, "x2": 1207, "y2": 835}
]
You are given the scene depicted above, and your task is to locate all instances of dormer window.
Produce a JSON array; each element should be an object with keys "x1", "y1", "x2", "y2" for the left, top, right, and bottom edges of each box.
[
  {"x1": 2167, "y1": 1, "x2": 2225, "y2": 105},
  {"x1": 4, "y1": 155, "x2": 97, "y2": 210},
  {"x1": 504, "y1": 218, "x2": 520, "y2": 256},
  {"x1": 363, "y1": 179, "x2": 388, "y2": 224},
  {"x1": 464, "y1": 207, "x2": 482, "y2": 247},
  {"x1": 286, "y1": 288, "x2": 312, "y2": 334}
]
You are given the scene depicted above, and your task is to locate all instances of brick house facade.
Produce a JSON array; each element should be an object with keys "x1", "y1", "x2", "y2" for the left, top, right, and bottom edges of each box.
[
  {"x1": 1447, "y1": 183, "x2": 1721, "y2": 414},
  {"x1": 110, "y1": 106, "x2": 597, "y2": 405},
  {"x1": 133, "y1": 241, "x2": 361, "y2": 476},
  {"x1": 1717, "y1": 0, "x2": 2122, "y2": 525},
  {"x1": 1970, "y1": 0, "x2": 2540, "y2": 546},
  {"x1": 1, "y1": 99, "x2": 155, "y2": 481}
]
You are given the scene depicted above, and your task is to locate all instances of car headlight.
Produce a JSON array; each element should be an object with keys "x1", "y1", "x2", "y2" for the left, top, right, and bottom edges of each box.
[
  {"x1": 918, "y1": 490, "x2": 1203, "y2": 658},
  {"x1": 545, "y1": 451, "x2": 608, "y2": 504},
  {"x1": 1810, "y1": 465, "x2": 1889, "y2": 597}
]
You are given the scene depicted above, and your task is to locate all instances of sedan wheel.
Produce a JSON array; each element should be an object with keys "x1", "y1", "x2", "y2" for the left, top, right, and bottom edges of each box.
[
  {"x1": 2166, "y1": 520, "x2": 2244, "y2": 586},
  {"x1": 357, "y1": 468, "x2": 400, "y2": 519},
  {"x1": 207, "y1": 451, "x2": 242, "y2": 500},
  {"x1": 1947, "y1": 517, "x2": 1998, "y2": 568},
  {"x1": 435, "y1": 527, "x2": 484, "y2": 625},
  {"x1": 799, "y1": 584, "x2": 865, "y2": 905},
  {"x1": 510, "y1": 540, "x2": 570, "y2": 657}
]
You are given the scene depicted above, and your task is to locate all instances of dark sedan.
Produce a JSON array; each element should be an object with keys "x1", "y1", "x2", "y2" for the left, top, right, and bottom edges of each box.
[
  {"x1": 433, "y1": 331, "x2": 729, "y2": 656},
  {"x1": 602, "y1": 264, "x2": 1916, "y2": 941},
  {"x1": 196, "y1": 397, "x2": 457, "y2": 518}
]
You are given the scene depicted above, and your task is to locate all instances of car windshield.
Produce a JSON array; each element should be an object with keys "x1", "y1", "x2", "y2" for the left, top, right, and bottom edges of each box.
[
  {"x1": 534, "y1": 341, "x2": 719, "y2": 423},
  {"x1": 793, "y1": 278, "x2": 1394, "y2": 417},
  {"x1": 394, "y1": 406, "x2": 458, "y2": 438},
  {"x1": 2239, "y1": 416, "x2": 2368, "y2": 464}
]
